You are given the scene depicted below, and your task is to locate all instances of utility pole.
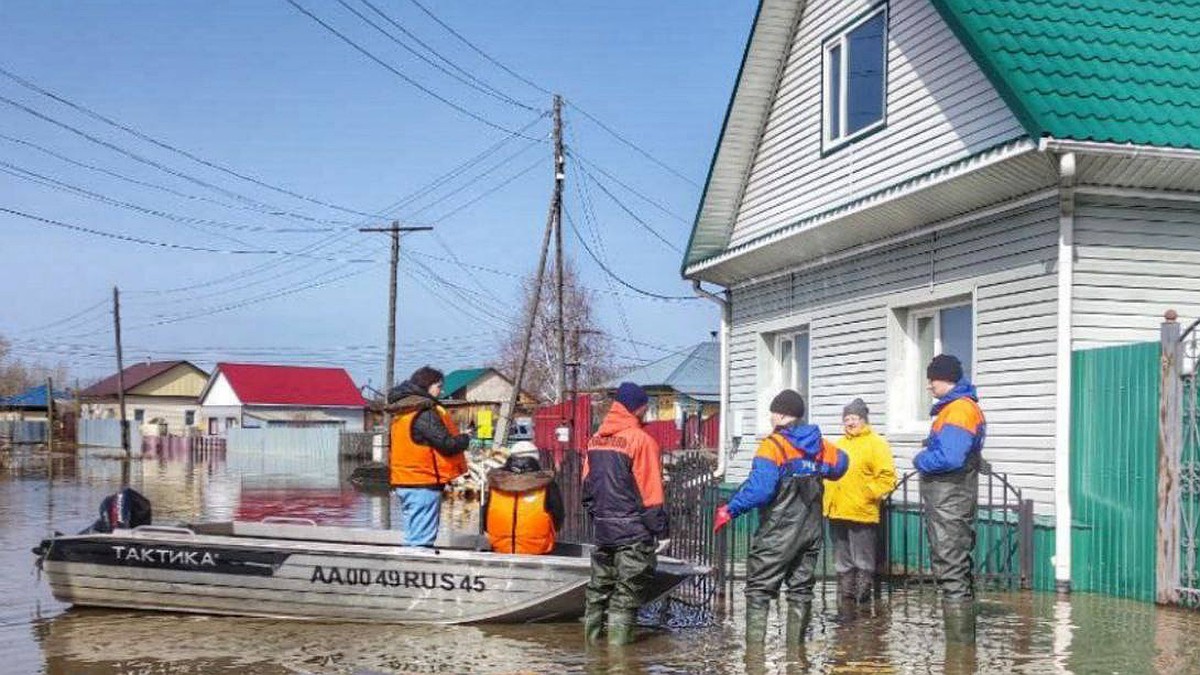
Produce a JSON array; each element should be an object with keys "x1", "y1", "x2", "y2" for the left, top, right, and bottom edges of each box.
[
  {"x1": 498, "y1": 95, "x2": 565, "y2": 446},
  {"x1": 112, "y1": 286, "x2": 129, "y2": 458},
  {"x1": 360, "y1": 221, "x2": 432, "y2": 529},
  {"x1": 45, "y1": 376, "x2": 54, "y2": 460},
  {"x1": 553, "y1": 95, "x2": 566, "y2": 404}
]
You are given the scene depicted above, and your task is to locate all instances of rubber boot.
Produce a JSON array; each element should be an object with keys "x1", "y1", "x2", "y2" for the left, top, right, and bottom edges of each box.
[
  {"x1": 854, "y1": 569, "x2": 874, "y2": 604},
  {"x1": 745, "y1": 597, "x2": 770, "y2": 646},
  {"x1": 606, "y1": 610, "x2": 636, "y2": 646},
  {"x1": 942, "y1": 598, "x2": 977, "y2": 645},
  {"x1": 784, "y1": 600, "x2": 812, "y2": 645},
  {"x1": 583, "y1": 605, "x2": 605, "y2": 644},
  {"x1": 836, "y1": 573, "x2": 856, "y2": 617}
]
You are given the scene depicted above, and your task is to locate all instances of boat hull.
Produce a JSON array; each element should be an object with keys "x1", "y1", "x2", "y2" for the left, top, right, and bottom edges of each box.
[{"x1": 38, "y1": 525, "x2": 701, "y2": 624}]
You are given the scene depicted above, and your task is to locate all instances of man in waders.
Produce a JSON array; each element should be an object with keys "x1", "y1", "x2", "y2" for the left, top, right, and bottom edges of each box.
[
  {"x1": 485, "y1": 442, "x2": 564, "y2": 554},
  {"x1": 713, "y1": 389, "x2": 848, "y2": 645},
  {"x1": 914, "y1": 354, "x2": 986, "y2": 643},
  {"x1": 824, "y1": 398, "x2": 895, "y2": 606},
  {"x1": 582, "y1": 382, "x2": 669, "y2": 645},
  {"x1": 388, "y1": 366, "x2": 472, "y2": 547}
]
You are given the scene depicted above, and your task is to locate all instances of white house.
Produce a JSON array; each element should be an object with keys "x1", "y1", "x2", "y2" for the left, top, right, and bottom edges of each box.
[
  {"x1": 198, "y1": 363, "x2": 367, "y2": 434},
  {"x1": 79, "y1": 360, "x2": 209, "y2": 435},
  {"x1": 684, "y1": 0, "x2": 1200, "y2": 591}
]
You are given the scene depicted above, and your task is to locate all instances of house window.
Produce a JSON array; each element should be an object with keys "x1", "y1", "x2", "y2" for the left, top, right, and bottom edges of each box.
[
  {"x1": 133, "y1": 409, "x2": 145, "y2": 423},
  {"x1": 775, "y1": 330, "x2": 811, "y2": 407},
  {"x1": 823, "y1": 5, "x2": 888, "y2": 149},
  {"x1": 906, "y1": 301, "x2": 973, "y2": 416},
  {"x1": 184, "y1": 410, "x2": 195, "y2": 426},
  {"x1": 225, "y1": 417, "x2": 237, "y2": 430}
]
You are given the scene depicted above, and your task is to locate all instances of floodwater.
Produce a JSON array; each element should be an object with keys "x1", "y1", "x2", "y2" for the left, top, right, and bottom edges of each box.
[{"x1": 3, "y1": 446, "x2": 1200, "y2": 675}]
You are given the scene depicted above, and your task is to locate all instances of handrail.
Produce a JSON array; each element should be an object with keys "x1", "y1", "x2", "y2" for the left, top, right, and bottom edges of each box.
[
  {"x1": 131, "y1": 525, "x2": 195, "y2": 537},
  {"x1": 1183, "y1": 316, "x2": 1200, "y2": 341},
  {"x1": 261, "y1": 516, "x2": 318, "y2": 526}
]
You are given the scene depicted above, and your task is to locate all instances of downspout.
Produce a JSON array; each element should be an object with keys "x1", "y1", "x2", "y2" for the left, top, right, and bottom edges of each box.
[
  {"x1": 693, "y1": 280, "x2": 731, "y2": 480},
  {"x1": 1053, "y1": 151, "x2": 1076, "y2": 594}
]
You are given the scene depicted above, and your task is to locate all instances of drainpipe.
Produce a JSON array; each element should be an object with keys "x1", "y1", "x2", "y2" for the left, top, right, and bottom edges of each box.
[
  {"x1": 693, "y1": 280, "x2": 731, "y2": 480},
  {"x1": 1053, "y1": 152, "x2": 1076, "y2": 595}
]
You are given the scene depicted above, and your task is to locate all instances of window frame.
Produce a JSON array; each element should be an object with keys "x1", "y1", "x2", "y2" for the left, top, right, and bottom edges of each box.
[
  {"x1": 895, "y1": 298, "x2": 975, "y2": 432},
  {"x1": 821, "y1": 3, "x2": 889, "y2": 154},
  {"x1": 761, "y1": 328, "x2": 811, "y2": 432}
]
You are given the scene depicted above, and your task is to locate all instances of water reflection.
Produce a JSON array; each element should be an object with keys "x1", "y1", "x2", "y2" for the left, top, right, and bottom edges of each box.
[{"x1": 5, "y1": 447, "x2": 1200, "y2": 674}]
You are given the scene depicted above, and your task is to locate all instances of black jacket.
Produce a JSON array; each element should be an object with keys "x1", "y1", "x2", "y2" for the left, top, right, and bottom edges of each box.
[{"x1": 387, "y1": 381, "x2": 470, "y2": 457}]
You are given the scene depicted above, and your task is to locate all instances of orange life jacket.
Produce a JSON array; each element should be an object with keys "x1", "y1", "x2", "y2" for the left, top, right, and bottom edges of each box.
[
  {"x1": 486, "y1": 486, "x2": 556, "y2": 555},
  {"x1": 389, "y1": 406, "x2": 467, "y2": 487}
]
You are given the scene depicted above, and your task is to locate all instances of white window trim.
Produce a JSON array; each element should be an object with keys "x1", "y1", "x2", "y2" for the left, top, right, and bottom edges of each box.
[
  {"x1": 887, "y1": 294, "x2": 976, "y2": 436},
  {"x1": 821, "y1": 4, "x2": 888, "y2": 151},
  {"x1": 757, "y1": 326, "x2": 812, "y2": 434}
]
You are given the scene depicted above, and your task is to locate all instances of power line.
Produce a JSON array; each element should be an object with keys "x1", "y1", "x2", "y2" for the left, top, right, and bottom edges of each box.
[
  {"x1": 564, "y1": 100, "x2": 699, "y2": 188},
  {"x1": 569, "y1": 148, "x2": 692, "y2": 225},
  {"x1": 429, "y1": 156, "x2": 543, "y2": 223},
  {"x1": 405, "y1": 136, "x2": 543, "y2": 219},
  {"x1": 282, "y1": 0, "x2": 540, "y2": 139},
  {"x1": 561, "y1": 206, "x2": 698, "y2": 301},
  {"x1": 338, "y1": 0, "x2": 536, "y2": 111},
  {"x1": 0, "y1": 65, "x2": 383, "y2": 219},
  {"x1": 572, "y1": 158, "x2": 681, "y2": 253}
]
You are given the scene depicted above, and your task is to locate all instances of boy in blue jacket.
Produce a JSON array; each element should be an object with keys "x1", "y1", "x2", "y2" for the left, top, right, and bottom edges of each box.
[{"x1": 714, "y1": 389, "x2": 848, "y2": 646}]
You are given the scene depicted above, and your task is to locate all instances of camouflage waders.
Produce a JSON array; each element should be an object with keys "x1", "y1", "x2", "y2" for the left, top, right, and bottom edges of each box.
[{"x1": 584, "y1": 541, "x2": 657, "y2": 645}]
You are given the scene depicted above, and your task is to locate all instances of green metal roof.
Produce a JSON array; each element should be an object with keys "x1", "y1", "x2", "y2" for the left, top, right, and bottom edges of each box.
[
  {"x1": 440, "y1": 368, "x2": 490, "y2": 399},
  {"x1": 931, "y1": 0, "x2": 1200, "y2": 150}
]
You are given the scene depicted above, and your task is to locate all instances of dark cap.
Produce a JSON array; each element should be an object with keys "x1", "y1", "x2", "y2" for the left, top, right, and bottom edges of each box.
[
  {"x1": 769, "y1": 389, "x2": 806, "y2": 420},
  {"x1": 926, "y1": 354, "x2": 964, "y2": 384},
  {"x1": 614, "y1": 382, "x2": 649, "y2": 412},
  {"x1": 843, "y1": 398, "x2": 869, "y2": 421}
]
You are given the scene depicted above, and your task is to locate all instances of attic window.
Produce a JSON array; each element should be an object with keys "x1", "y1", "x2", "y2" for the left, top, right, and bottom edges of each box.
[{"x1": 823, "y1": 6, "x2": 888, "y2": 150}]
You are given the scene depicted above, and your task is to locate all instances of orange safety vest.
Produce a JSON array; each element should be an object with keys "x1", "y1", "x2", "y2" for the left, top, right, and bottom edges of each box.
[
  {"x1": 389, "y1": 406, "x2": 468, "y2": 487},
  {"x1": 486, "y1": 486, "x2": 556, "y2": 555}
]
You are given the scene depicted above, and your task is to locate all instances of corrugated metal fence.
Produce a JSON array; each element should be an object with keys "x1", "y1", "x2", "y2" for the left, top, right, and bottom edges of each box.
[
  {"x1": 77, "y1": 419, "x2": 144, "y2": 449},
  {"x1": 1070, "y1": 341, "x2": 1161, "y2": 601},
  {"x1": 226, "y1": 427, "x2": 340, "y2": 454},
  {"x1": 0, "y1": 420, "x2": 48, "y2": 445}
]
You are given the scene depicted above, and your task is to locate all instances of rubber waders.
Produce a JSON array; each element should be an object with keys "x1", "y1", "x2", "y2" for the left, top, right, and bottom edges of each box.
[
  {"x1": 942, "y1": 598, "x2": 977, "y2": 645},
  {"x1": 785, "y1": 600, "x2": 812, "y2": 644},
  {"x1": 745, "y1": 597, "x2": 771, "y2": 645},
  {"x1": 584, "y1": 606, "x2": 605, "y2": 644},
  {"x1": 607, "y1": 610, "x2": 636, "y2": 646}
]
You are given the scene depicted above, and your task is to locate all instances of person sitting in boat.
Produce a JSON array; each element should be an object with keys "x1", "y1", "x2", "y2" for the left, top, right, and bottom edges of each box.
[
  {"x1": 485, "y1": 441, "x2": 564, "y2": 555},
  {"x1": 387, "y1": 366, "x2": 472, "y2": 547},
  {"x1": 582, "y1": 382, "x2": 669, "y2": 646}
]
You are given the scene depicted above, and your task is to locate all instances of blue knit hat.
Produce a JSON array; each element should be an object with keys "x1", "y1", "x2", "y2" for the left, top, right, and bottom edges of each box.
[{"x1": 614, "y1": 382, "x2": 649, "y2": 412}]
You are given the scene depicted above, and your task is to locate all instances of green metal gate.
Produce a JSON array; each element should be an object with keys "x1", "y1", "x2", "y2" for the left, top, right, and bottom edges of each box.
[{"x1": 1179, "y1": 319, "x2": 1200, "y2": 607}]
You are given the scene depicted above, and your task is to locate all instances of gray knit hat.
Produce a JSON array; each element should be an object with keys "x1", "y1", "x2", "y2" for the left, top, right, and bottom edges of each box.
[{"x1": 842, "y1": 398, "x2": 869, "y2": 421}]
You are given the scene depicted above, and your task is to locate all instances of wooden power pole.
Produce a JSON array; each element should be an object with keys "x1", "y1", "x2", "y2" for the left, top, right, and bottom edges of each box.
[
  {"x1": 359, "y1": 221, "x2": 432, "y2": 529},
  {"x1": 498, "y1": 95, "x2": 564, "y2": 447},
  {"x1": 553, "y1": 95, "x2": 566, "y2": 404},
  {"x1": 112, "y1": 286, "x2": 130, "y2": 458}
]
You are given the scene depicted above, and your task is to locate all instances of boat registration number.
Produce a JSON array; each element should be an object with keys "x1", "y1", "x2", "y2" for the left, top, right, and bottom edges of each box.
[{"x1": 309, "y1": 565, "x2": 487, "y2": 592}]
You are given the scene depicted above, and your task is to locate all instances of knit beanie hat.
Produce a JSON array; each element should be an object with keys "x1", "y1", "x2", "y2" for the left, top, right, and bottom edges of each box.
[
  {"x1": 614, "y1": 382, "x2": 649, "y2": 412},
  {"x1": 410, "y1": 366, "x2": 444, "y2": 392},
  {"x1": 509, "y1": 441, "x2": 539, "y2": 458},
  {"x1": 843, "y1": 398, "x2": 869, "y2": 421},
  {"x1": 926, "y1": 354, "x2": 964, "y2": 383},
  {"x1": 769, "y1": 389, "x2": 806, "y2": 420}
]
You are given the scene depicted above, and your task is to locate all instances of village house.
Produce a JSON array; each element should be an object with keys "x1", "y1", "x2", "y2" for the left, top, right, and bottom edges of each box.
[
  {"x1": 439, "y1": 367, "x2": 536, "y2": 441},
  {"x1": 603, "y1": 341, "x2": 720, "y2": 426},
  {"x1": 198, "y1": 363, "x2": 367, "y2": 434},
  {"x1": 684, "y1": 0, "x2": 1200, "y2": 592},
  {"x1": 79, "y1": 360, "x2": 209, "y2": 435},
  {"x1": 0, "y1": 383, "x2": 70, "y2": 422}
]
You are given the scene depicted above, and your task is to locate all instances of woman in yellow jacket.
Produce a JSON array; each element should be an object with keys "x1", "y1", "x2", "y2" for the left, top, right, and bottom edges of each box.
[{"x1": 823, "y1": 398, "x2": 896, "y2": 604}]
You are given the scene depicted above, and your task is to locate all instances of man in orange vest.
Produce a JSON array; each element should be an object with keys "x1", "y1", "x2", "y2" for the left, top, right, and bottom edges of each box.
[
  {"x1": 388, "y1": 366, "x2": 471, "y2": 547},
  {"x1": 485, "y1": 441, "x2": 564, "y2": 555},
  {"x1": 582, "y1": 382, "x2": 669, "y2": 645}
]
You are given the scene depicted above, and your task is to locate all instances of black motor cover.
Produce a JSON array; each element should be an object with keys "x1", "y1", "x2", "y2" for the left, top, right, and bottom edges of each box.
[{"x1": 85, "y1": 487, "x2": 152, "y2": 533}]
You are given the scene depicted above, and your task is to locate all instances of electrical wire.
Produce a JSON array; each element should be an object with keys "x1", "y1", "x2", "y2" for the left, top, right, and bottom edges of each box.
[
  {"x1": 569, "y1": 148, "x2": 692, "y2": 225},
  {"x1": 572, "y1": 158, "x2": 680, "y2": 253},
  {"x1": 561, "y1": 206, "x2": 698, "y2": 301}
]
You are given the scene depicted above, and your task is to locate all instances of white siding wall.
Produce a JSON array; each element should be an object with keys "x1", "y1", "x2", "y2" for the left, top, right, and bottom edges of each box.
[
  {"x1": 728, "y1": 199, "x2": 1060, "y2": 511},
  {"x1": 729, "y1": 0, "x2": 1025, "y2": 247},
  {"x1": 1073, "y1": 196, "x2": 1200, "y2": 349}
]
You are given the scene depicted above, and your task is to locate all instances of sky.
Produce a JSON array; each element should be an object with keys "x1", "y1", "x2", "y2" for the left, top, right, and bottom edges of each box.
[{"x1": 0, "y1": 0, "x2": 756, "y2": 391}]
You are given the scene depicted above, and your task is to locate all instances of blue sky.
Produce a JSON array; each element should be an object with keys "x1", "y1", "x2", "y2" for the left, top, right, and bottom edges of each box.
[{"x1": 0, "y1": 0, "x2": 754, "y2": 389}]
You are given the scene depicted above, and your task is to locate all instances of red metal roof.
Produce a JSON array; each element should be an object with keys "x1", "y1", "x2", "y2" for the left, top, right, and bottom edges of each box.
[
  {"x1": 216, "y1": 363, "x2": 367, "y2": 407},
  {"x1": 80, "y1": 361, "x2": 201, "y2": 398}
]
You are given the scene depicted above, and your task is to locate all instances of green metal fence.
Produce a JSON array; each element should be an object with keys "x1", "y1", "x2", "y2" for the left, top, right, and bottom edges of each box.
[{"x1": 1070, "y1": 341, "x2": 1161, "y2": 601}]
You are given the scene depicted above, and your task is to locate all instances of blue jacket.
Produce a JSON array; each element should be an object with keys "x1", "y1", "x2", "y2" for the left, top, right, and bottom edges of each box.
[
  {"x1": 726, "y1": 424, "x2": 849, "y2": 518},
  {"x1": 914, "y1": 380, "x2": 986, "y2": 475}
]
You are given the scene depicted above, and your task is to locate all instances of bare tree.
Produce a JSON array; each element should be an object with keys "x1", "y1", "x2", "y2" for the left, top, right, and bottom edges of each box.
[
  {"x1": 0, "y1": 333, "x2": 70, "y2": 397},
  {"x1": 494, "y1": 257, "x2": 615, "y2": 403}
]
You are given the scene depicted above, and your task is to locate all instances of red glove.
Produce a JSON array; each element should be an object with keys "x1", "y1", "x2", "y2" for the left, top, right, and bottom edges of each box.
[{"x1": 713, "y1": 504, "x2": 732, "y2": 533}]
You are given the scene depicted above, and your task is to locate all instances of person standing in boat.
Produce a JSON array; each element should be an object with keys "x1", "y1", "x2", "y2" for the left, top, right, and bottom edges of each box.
[
  {"x1": 712, "y1": 389, "x2": 848, "y2": 647},
  {"x1": 582, "y1": 382, "x2": 669, "y2": 645},
  {"x1": 387, "y1": 366, "x2": 472, "y2": 547},
  {"x1": 823, "y1": 398, "x2": 896, "y2": 607},
  {"x1": 485, "y1": 441, "x2": 564, "y2": 554}
]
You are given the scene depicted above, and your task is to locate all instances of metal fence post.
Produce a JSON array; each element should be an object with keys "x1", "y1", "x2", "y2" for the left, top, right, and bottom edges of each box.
[
  {"x1": 1158, "y1": 311, "x2": 1183, "y2": 605},
  {"x1": 1019, "y1": 499, "x2": 1035, "y2": 590}
]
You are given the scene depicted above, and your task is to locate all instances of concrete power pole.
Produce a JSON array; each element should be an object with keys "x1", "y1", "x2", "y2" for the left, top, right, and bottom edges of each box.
[
  {"x1": 360, "y1": 222, "x2": 432, "y2": 529},
  {"x1": 497, "y1": 96, "x2": 563, "y2": 447},
  {"x1": 112, "y1": 286, "x2": 129, "y2": 458},
  {"x1": 553, "y1": 95, "x2": 566, "y2": 404}
]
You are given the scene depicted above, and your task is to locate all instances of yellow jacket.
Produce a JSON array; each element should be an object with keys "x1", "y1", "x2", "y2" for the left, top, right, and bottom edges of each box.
[{"x1": 823, "y1": 425, "x2": 896, "y2": 524}]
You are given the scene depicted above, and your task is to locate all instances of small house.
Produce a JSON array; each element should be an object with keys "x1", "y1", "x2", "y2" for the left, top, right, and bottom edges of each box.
[
  {"x1": 79, "y1": 360, "x2": 209, "y2": 435},
  {"x1": 198, "y1": 363, "x2": 367, "y2": 434},
  {"x1": 0, "y1": 384, "x2": 71, "y2": 422},
  {"x1": 440, "y1": 367, "x2": 536, "y2": 441},
  {"x1": 684, "y1": 0, "x2": 1200, "y2": 591},
  {"x1": 602, "y1": 342, "x2": 721, "y2": 450}
]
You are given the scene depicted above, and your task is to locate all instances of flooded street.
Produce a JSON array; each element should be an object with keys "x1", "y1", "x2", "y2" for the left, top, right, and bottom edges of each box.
[{"x1": 3, "y1": 447, "x2": 1200, "y2": 674}]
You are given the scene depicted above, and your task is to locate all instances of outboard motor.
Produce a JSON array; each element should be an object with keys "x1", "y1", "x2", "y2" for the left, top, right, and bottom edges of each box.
[{"x1": 84, "y1": 487, "x2": 153, "y2": 533}]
